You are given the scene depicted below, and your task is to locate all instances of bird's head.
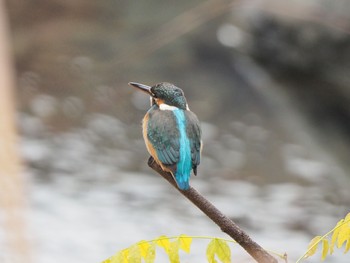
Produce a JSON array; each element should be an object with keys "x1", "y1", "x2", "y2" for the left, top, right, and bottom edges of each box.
[{"x1": 129, "y1": 82, "x2": 188, "y2": 110}]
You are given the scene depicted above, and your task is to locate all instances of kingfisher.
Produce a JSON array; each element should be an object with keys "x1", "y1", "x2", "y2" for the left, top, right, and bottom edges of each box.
[{"x1": 129, "y1": 82, "x2": 202, "y2": 190}]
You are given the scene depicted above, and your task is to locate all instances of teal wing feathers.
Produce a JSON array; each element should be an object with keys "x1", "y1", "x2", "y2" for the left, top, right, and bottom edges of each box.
[
  {"x1": 147, "y1": 109, "x2": 180, "y2": 170},
  {"x1": 147, "y1": 107, "x2": 201, "y2": 177},
  {"x1": 184, "y1": 110, "x2": 201, "y2": 175}
]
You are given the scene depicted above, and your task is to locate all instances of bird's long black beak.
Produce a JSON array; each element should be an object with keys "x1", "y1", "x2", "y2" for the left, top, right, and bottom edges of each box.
[{"x1": 128, "y1": 82, "x2": 152, "y2": 95}]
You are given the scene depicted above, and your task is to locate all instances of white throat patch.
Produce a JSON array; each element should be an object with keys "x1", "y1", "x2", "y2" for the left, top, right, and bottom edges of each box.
[{"x1": 159, "y1": 103, "x2": 178, "y2": 111}]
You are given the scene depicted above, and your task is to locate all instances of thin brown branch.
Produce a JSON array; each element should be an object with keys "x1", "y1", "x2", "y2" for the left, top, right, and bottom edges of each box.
[{"x1": 148, "y1": 156, "x2": 277, "y2": 263}]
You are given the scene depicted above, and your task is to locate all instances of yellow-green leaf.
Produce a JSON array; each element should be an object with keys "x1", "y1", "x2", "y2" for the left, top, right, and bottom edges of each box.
[
  {"x1": 137, "y1": 241, "x2": 150, "y2": 258},
  {"x1": 206, "y1": 239, "x2": 218, "y2": 263},
  {"x1": 344, "y1": 213, "x2": 350, "y2": 223},
  {"x1": 206, "y1": 238, "x2": 231, "y2": 263},
  {"x1": 345, "y1": 239, "x2": 350, "y2": 254},
  {"x1": 128, "y1": 244, "x2": 141, "y2": 263},
  {"x1": 343, "y1": 214, "x2": 350, "y2": 253},
  {"x1": 178, "y1": 234, "x2": 192, "y2": 253},
  {"x1": 337, "y1": 223, "x2": 350, "y2": 249},
  {"x1": 145, "y1": 242, "x2": 156, "y2": 263},
  {"x1": 102, "y1": 257, "x2": 112, "y2": 263},
  {"x1": 168, "y1": 240, "x2": 180, "y2": 263},
  {"x1": 108, "y1": 249, "x2": 128, "y2": 263},
  {"x1": 156, "y1": 235, "x2": 171, "y2": 253},
  {"x1": 321, "y1": 239, "x2": 329, "y2": 261},
  {"x1": 331, "y1": 219, "x2": 343, "y2": 254},
  {"x1": 107, "y1": 251, "x2": 124, "y2": 263},
  {"x1": 215, "y1": 239, "x2": 231, "y2": 263},
  {"x1": 305, "y1": 236, "x2": 322, "y2": 258}
]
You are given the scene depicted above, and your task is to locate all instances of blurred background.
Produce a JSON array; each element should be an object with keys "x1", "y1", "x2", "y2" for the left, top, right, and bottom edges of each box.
[{"x1": 1, "y1": 0, "x2": 350, "y2": 262}]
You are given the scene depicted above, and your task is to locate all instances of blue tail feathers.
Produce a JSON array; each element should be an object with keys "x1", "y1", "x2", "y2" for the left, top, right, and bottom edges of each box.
[
  {"x1": 175, "y1": 171, "x2": 190, "y2": 190},
  {"x1": 173, "y1": 109, "x2": 192, "y2": 190}
]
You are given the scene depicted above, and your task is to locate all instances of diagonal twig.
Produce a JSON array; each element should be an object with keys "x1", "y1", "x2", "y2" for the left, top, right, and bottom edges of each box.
[{"x1": 148, "y1": 156, "x2": 278, "y2": 263}]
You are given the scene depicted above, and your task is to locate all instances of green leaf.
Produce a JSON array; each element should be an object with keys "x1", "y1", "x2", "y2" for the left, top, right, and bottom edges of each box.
[
  {"x1": 321, "y1": 239, "x2": 329, "y2": 261},
  {"x1": 156, "y1": 235, "x2": 171, "y2": 253},
  {"x1": 206, "y1": 238, "x2": 231, "y2": 263},
  {"x1": 178, "y1": 234, "x2": 192, "y2": 253},
  {"x1": 305, "y1": 236, "x2": 322, "y2": 258}
]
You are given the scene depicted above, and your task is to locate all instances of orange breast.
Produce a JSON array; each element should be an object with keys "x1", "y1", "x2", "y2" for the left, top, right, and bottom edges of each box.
[{"x1": 142, "y1": 112, "x2": 173, "y2": 174}]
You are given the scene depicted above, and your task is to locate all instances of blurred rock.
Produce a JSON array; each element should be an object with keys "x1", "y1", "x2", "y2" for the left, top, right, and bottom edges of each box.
[{"x1": 229, "y1": 0, "x2": 350, "y2": 170}]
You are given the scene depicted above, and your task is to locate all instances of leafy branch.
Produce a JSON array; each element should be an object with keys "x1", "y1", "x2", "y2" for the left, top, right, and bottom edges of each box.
[
  {"x1": 297, "y1": 212, "x2": 350, "y2": 262},
  {"x1": 146, "y1": 156, "x2": 278, "y2": 263},
  {"x1": 103, "y1": 154, "x2": 350, "y2": 262},
  {"x1": 102, "y1": 235, "x2": 286, "y2": 263}
]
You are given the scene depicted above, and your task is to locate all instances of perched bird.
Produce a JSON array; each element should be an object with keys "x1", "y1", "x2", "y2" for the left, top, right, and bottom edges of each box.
[{"x1": 129, "y1": 82, "x2": 202, "y2": 190}]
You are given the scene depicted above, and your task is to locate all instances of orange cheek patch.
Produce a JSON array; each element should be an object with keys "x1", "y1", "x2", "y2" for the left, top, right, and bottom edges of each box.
[{"x1": 155, "y1": 98, "x2": 165, "y2": 106}]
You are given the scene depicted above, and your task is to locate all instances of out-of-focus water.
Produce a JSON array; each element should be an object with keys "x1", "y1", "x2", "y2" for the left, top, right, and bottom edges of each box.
[
  {"x1": 17, "y1": 112, "x2": 350, "y2": 263},
  {"x1": 4, "y1": 1, "x2": 350, "y2": 262}
]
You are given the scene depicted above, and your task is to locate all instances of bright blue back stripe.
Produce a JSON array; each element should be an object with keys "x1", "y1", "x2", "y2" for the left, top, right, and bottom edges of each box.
[{"x1": 173, "y1": 109, "x2": 192, "y2": 190}]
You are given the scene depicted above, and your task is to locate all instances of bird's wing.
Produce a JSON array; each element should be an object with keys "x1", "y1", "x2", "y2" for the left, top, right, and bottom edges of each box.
[
  {"x1": 185, "y1": 110, "x2": 202, "y2": 174},
  {"x1": 147, "y1": 109, "x2": 180, "y2": 168}
]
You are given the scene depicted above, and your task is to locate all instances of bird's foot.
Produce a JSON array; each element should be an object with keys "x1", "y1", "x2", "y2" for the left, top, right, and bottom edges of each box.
[{"x1": 148, "y1": 156, "x2": 156, "y2": 166}]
